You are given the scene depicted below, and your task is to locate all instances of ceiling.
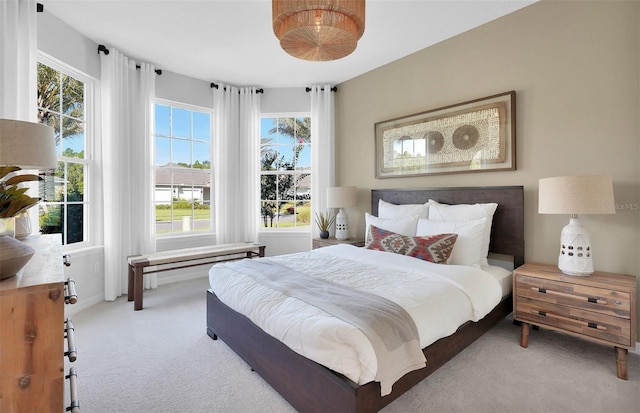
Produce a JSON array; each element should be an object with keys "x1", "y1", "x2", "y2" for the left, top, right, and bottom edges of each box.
[{"x1": 43, "y1": 0, "x2": 536, "y2": 88}]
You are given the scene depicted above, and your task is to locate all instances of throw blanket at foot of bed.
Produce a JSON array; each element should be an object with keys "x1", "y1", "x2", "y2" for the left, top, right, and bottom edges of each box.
[{"x1": 226, "y1": 259, "x2": 426, "y2": 396}]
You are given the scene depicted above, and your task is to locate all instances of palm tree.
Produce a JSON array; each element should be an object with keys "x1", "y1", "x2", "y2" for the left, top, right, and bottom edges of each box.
[
  {"x1": 37, "y1": 62, "x2": 84, "y2": 146},
  {"x1": 268, "y1": 117, "x2": 311, "y2": 168}
]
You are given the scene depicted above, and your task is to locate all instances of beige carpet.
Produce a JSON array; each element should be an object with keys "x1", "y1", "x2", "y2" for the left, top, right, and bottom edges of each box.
[{"x1": 69, "y1": 277, "x2": 639, "y2": 413}]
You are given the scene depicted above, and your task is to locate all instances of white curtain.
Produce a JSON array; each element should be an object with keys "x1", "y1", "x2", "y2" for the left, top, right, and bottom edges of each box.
[
  {"x1": 0, "y1": 0, "x2": 37, "y2": 120},
  {"x1": 310, "y1": 86, "x2": 336, "y2": 238},
  {"x1": 100, "y1": 48, "x2": 156, "y2": 301},
  {"x1": 213, "y1": 85, "x2": 261, "y2": 244}
]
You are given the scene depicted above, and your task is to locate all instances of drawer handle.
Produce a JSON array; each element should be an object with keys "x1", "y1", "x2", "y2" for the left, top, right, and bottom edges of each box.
[
  {"x1": 65, "y1": 319, "x2": 77, "y2": 362},
  {"x1": 531, "y1": 287, "x2": 609, "y2": 306},
  {"x1": 587, "y1": 296, "x2": 607, "y2": 305},
  {"x1": 530, "y1": 309, "x2": 608, "y2": 331},
  {"x1": 65, "y1": 278, "x2": 78, "y2": 305},
  {"x1": 66, "y1": 367, "x2": 80, "y2": 412}
]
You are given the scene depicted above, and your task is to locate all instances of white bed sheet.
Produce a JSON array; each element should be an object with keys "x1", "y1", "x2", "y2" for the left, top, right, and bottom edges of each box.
[{"x1": 209, "y1": 244, "x2": 502, "y2": 389}]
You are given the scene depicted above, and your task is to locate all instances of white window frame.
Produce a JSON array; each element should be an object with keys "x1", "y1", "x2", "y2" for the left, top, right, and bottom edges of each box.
[
  {"x1": 153, "y1": 98, "x2": 214, "y2": 239},
  {"x1": 259, "y1": 112, "x2": 312, "y2": 233},
  {"x1": 37, "y1": 52, "x2": 98, "y2": 251}
]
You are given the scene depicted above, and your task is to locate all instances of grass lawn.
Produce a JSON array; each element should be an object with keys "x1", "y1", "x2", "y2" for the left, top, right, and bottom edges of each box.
[{"x1": 155, "y1": 208, "x2": 210, "y2": 221}]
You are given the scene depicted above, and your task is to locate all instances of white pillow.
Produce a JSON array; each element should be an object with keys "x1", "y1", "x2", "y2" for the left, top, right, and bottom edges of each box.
[
  {"x1": 378, "y1": 199, "x2": 430, "y2": 220},
  {"x1": 428, "y1": 200, "x2": 498, "y2": 266},
  {"x1": 364, "y1": 213, "x2": 419, "y2": 240},
  {"x1": 416, "y1": 218, "x2": 486, "y2": 267}
]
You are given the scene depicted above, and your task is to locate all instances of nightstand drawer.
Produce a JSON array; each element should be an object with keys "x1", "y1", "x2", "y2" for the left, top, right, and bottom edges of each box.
[
  {"x1": 515, "y1": 275, "x2": 631, "y2": 319},
  {"x1": 516, "y1": 297, "x2": 632, "y2": 347}
]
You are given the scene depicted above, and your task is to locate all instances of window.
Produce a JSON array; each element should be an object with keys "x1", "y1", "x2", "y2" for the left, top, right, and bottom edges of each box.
[
  {"x1": 37, "y1": 59, "x2": 93, "y2": 246},
  {"x1": 260, "y1": 115, "x2": 311, "y2": 229},
  {"x1": 154, "y1": 101, "x2": 212, "y2": 235}
]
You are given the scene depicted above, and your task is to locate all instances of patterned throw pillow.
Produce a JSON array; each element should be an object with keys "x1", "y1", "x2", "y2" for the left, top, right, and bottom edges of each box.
[{"x1": 365, "y1": 225, "x2": 458, "y2": 264}]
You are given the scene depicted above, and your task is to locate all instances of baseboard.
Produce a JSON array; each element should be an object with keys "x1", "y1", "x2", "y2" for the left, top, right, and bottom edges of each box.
[
  {"x1": 631, "y1": 342, "x2": 640, "y2": 355},
  {"x1": 64, "y1": 292, "x2": 104, "y2": 317}
]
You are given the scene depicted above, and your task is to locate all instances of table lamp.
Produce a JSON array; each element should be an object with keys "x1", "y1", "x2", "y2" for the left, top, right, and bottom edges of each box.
[
  {"x1": 538, "y1": 175, "x2": 615, "y2": 276},
  {"x1": 0, "y1": 119, "x2": 57, "y2": 279},
  {"x1": 326, "y1": 186, "x2": 357, "y2": 240}
]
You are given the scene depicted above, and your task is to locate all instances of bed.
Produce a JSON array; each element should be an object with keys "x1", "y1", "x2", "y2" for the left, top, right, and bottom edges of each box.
[{"x1": 206, "y1": 186, "x2": 524, "y2": 413}]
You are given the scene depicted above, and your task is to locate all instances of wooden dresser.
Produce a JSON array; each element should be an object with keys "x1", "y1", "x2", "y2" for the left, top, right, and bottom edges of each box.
[
  {"x1": 0, "y1": 235, "x2": 79, "y2": 412},
  {"x1": 513, "y1": 262, "x2": 637, "y2": 379}
]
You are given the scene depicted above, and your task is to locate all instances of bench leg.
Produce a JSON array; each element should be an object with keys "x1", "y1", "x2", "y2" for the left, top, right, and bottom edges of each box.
[
  {"x1": 258, "y1": 246, "x2": 265, "y2": 257},
  {"x1": 133, "y1": 266, "x2": 144, "y2": 311},
  {"x1": 128, "y1": 265, "x2": 134, "y2": 302}
]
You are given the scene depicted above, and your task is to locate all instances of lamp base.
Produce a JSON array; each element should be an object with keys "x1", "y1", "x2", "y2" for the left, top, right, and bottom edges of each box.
[
  {"x1": 558, "y1": 217, "x2": 593, "y2": 276},
  {"x1": 335, "y1": 208, "x2": 349, "y2": 240}
]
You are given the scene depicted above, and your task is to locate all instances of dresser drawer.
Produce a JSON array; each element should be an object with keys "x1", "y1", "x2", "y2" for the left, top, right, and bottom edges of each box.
[
  {"x1": 515, "y1": 274, "x2": 631, "y2": 319},
  {"x1": 516, "y1": 297, "x2": 632, "y2": 347}
]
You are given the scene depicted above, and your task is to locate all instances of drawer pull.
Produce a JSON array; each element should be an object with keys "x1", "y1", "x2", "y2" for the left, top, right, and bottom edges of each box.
[
  {"x1": 65, "y1": 278, "x2": 78, "y2": 305},
  {"x1": 66, "y1": 367, "x2": 80, "y2": 412},
  {"x1": 65, "y1": 319, "x2": 77, "y2": 362},
  {"x1": 530, "y1": 287, "x2": 610, "y2": 306},
  {"x1": 530, "y1": 309, "x2": 608, "y2": 331}
]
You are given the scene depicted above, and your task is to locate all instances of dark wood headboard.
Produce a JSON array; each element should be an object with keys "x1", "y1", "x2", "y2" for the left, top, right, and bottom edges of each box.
[{"x1": 371, "y1": 186, "x2": 524, "y2": 267}]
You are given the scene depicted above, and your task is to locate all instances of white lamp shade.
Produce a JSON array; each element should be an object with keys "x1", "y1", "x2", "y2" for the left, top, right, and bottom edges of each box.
[
  {"x1": 0, "y1": 119, "x2": 57, "y2": 169},
  {"x1": 326, "y1": 186, "x2": 357, "y2": 209},
  {"x1": 538, "y1": 175, "x2": 615, "y2": 215}
]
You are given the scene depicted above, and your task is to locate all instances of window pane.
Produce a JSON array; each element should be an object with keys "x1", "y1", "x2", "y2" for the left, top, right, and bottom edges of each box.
[
  {"x1": 62, "y1": 117, "x2": 85, "y2": 157},
  {"x1": 38, "y1": 63, "x2": 60, "y2": 112},
  {"x1": 172, "y1": 107, "x2": 191, "y2": 139},
  {"x1": 193, "y1": 112, "x2": 210, "y2": 141},
  {"x1": 66, "y1": 162, "x2": 84, "y2": 202},
  {"x1": 155, "y1": 104, "x2": 170, "y2": 136},
  {"x1": 172, "y1": 138, "x2": 191, "y2": 166},
  {"x1": 61, "y1": 74, "x2": 84, "y2": 119},
  {"x1": 66, "y1": 204, "x2": 84, "y2": 244},
  {"x1": 296, "y1": 145, "x2": 311, "y2": 169},
  {"x1": 192, "y1": 141, "x2": 210, "y2": 167},
  {"x1": 40, "y1": 204, "x2": 62, "y2": 235},
  {"x1": 155, "y1": 136, "x2": 170, "y2": 166}
]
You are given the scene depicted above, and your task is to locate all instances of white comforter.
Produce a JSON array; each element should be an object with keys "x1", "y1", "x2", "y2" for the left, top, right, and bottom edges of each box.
[{"x1": 208, "y1": 244, "x2": 502, "y2": 390}]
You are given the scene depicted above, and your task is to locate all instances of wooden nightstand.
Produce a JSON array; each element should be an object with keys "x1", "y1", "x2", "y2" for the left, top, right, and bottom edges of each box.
[
  {"x1": 312, "y1": 237, "x2": 365, "y2": 249},
  {"x1": 513, "y1": 262, "x2": 637, "y2": 380}
]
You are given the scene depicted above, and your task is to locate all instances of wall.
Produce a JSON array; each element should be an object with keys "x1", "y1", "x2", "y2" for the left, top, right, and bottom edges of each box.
[{"x1": 334, "y1": 1, "x2": 640, "y2": 334}]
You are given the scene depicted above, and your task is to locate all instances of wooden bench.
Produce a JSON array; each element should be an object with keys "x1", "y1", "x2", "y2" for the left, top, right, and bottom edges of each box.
[{"x1": 127, "y1": 242, "x2": 265, "y2": 310}]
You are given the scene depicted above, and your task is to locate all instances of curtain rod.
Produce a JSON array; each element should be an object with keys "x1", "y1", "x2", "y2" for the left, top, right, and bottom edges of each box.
[
  {"x1": 305, "y1": 86, "x2": 337, "y2": 93},
  {"x1": 210, "y1": 83, "x2": 264, "y2": 94},
  {"x1": 97, "y1": 45, "x2": 162, "y2": 75}
]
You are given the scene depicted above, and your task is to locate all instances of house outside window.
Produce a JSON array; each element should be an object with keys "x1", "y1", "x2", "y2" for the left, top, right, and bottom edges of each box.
[
  {"x1": 260, "y1": 115, "x2": 311, "y2": 229},
  {"x1": 154, "y1": 101, "x2": 212, "y2": 235},
  {"x1": 37, "y1": 59, "x2": 93, "y2": 246}
]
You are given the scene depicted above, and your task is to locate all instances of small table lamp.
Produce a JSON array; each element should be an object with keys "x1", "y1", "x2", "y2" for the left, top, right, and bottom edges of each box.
[
  {"x1": 538, "y1": 175, "x2": 615, "y2": 276},
  {"x1": 326, "y1": 186, "x2": 357, "y2": 240},
  {"x1": 0, "y1": 119, "x2": 57, "y2": 280}
]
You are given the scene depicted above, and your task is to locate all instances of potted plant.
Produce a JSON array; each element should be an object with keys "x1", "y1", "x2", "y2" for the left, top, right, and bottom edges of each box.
[
  {"x1": 314, "y1": 210, "x2": 335, "y2": 239},
  {"x1": 0, "y1": 166, "x2": 41, "y2": 222},
  {"x1": 0, "y1": 166, "x2": 42, "y2": 280}
]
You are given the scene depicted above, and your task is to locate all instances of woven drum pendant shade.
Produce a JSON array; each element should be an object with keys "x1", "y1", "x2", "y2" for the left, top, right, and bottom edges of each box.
[{"x1": 273, "y1": 0, "x2": 365, "y2": 61}]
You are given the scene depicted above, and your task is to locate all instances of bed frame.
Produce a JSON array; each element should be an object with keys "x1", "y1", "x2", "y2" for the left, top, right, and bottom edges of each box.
[{"x1": 206, "y1": 186, "x2": 524, "y2": 413}]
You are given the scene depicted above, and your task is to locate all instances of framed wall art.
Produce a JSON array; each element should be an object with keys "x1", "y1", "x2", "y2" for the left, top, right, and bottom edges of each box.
[{"x1": 374, "y1": 91, "x2": 516, "y2": 178}]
